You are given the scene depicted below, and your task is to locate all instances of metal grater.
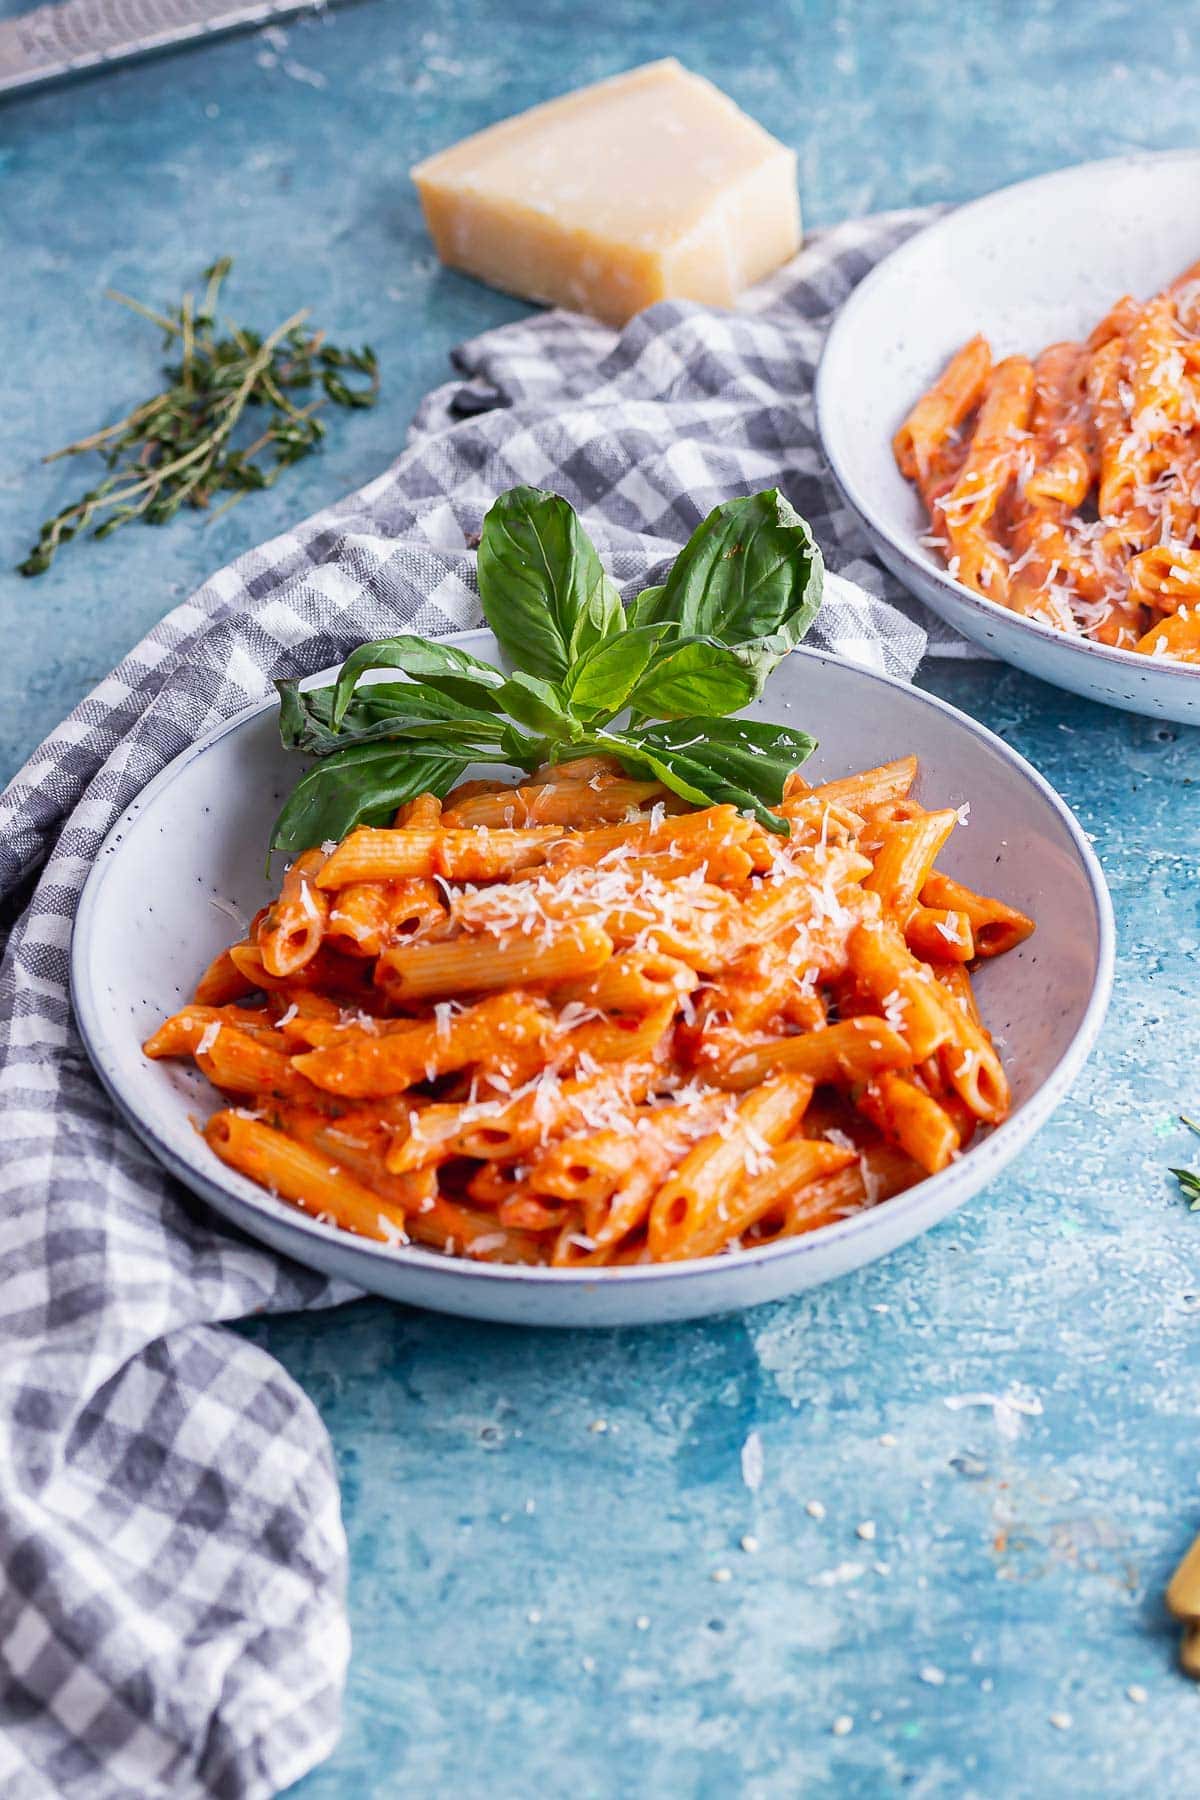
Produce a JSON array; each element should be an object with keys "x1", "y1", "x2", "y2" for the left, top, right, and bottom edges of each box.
[{"x1": 0, "y1": 0, "x2": 344, "y2": 96}]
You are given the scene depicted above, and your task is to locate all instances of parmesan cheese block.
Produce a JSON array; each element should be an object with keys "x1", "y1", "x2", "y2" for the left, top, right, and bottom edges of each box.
[{"x1": 411, "y1": 60, "x2": 801, "y2": 326}]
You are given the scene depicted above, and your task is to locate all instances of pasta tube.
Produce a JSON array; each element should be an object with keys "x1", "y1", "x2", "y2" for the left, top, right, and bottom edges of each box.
[
  {"x1": 646, "y1": 1075, "x2": 813, "y2": 1260},
  {"x1": 204, "y1": 1111, "x2": 409, "y2": 1243}
]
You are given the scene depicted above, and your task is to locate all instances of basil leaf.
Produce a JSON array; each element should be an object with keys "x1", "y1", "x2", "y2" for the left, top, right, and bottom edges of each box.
[
  {"x1": 269, "y1": 742, "x2": 469, "y2": 856},
  {"x1": 277, "y1": 678, "x2": 313, "y2": 750},
  {"x1": 496, "y1": 671, "x2": 581, "y2": 740},
  {"x1": 562, "y1": 624, "x2": 674, "y2": 721},
  {"x1": 635, "y1": 716, "x2": 818, "y2": 801},
  {"x1": 276, "y1": 682, "x2": 358, "y2": 755},
  {"x1": 499, "y1": 721, "x2": 549, "y2": 770},
  {"x1": 625, "y1": 584, "x2": 668, "y2": 630},
  {"x1": 331, "y1": 635, "x2": 506, "y2": 724},
  {"x1": 626, "y1": 639, "x2": 761, "y2": 720},
  {"x1": 605, "y1": 718, "x2": 811, "y2": 836},
  {"x1": 477, "y1": 486, "x2": 623, "y2": 683},
  {"x1": 633, "y1": 490, "x2": 824, "y2": 652},
  {"x1": 277, "y1": 678, "x2": 509, "y2": 757},
  {"x1": 625, "y1": 740, "x2": 791, "y2": 835},
  {"x1": 352, "y1": 683, "x2": 501, "y2": 726},
  {"x1": 596, "y1": 734, "x2": 716, "y2": 811}
]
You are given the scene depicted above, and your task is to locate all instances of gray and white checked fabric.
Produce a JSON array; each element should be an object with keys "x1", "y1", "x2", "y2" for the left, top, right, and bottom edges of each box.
[{"x1": 0, "y1": 204, "x2": 954, "y2": 1798}]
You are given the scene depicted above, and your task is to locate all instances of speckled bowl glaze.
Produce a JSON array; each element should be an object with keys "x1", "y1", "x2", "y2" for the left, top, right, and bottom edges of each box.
[
  {"x1": 815, "y1": 149, "x2": 1200, "y2": 722},
  {"x1": 71, "y1": 632, "x2": 1113, "y2": 1327}
]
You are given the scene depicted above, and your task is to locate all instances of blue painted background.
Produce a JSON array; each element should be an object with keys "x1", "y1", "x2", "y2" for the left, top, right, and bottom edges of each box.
[{"x1": 2, "y1": 2, "x2": 1200, "y2": 1794}]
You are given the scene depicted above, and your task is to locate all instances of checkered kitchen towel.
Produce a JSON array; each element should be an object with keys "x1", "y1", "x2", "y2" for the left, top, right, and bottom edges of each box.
[{"x1": 0, "y1": 205, "x2": 951, "y2": 1798}]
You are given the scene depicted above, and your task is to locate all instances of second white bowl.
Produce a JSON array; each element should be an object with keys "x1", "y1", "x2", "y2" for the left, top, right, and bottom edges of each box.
[{"x1": 816, "y1": 149, "x2": 1200, "y2": 723}]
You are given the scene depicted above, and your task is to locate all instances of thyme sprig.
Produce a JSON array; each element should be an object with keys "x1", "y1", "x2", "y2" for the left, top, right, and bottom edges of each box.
[
  {"x1": 1170, "y1": 1115, "x2": 1200, "y2": 1210},
  {"x1": 19, "y1": 258, "x2": 379, "y2": 576}
]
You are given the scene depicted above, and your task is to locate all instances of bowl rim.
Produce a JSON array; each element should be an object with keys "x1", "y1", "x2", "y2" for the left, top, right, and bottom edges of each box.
[
  {"x1": 71, "y1": 633, "x2": 1116, "y2": 1290},
  {"x1": 814, "y1": 145, "x2": 1200, "y2": 685}
]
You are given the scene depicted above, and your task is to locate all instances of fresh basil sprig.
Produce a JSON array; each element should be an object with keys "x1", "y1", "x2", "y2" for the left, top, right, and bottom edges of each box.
[{"x1": 270, "y1": 484, "x2": 823, "y2": 855}]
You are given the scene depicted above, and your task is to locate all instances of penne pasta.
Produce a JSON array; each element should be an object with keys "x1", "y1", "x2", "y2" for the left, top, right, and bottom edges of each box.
[
  {"x1": 259, "y1": 849, "x2": 330, "y2": 978},
  {"x1": 545, "y1": 804, "x2": 754, "y2": 868},
  {"x1": 1023, "y1": 342, "x2": 1092, "y2": 510},
  {"x1": 904, "y1": 904, "x2": 975, "y2": 964},
  {"x1": 846, "y1": 919, "x2": 956, "y2": 1061},
  {"x1": 919, "y1": 872, "x2": 1034, "y2": 958},
  {"x1": 558, "y1": 999, "x2": 678, "y2": 1070},
  {"x1": 787, "y1": 756, "x2": 918, "y2": 813},
  {"x1": 384, "y1": 1064, "x2": 659, "y2": 1173},
  {"x1": 858, "y1": 1071, "x2": 960, "y2": 1175},
  {"x1": 936, "y1": 997, "x2": 1010, "y2": 1125},
  {"x1": 1134, "y1": 610, "x2": 1200, "y2": 664},
  {"x1": 295, "y1": 993, "x2": 552, "y2": 1097},
  {"x1": 143, "y1": 1004, "x2": 281, "y2": 1059},
  {"x1": 895, "y1": 261, "x2": 1200, "y2": 659},
  {"x1": 526, "y1": 1130, "x2": 642, "y2": 1204},
  {"x1": 317, "y1": 825, "x2": 564, "y2": 887},
  {"x1": 228, "y1": 940, "x2": 376, "y2": 999},
  {"x1": 942, "y1": 354, "x2": 1035, "y2": 536},
  {"x1": 268, "y1": 1102, "x2": 433, "y2": 1213},
  {"x1": 151, "y1": 753, "x2": 1027, "y2": 1269},
  {"x1": 893, "y1": 334, "x2": 992, "y2": 483},
  {"x1": 930, "y1": 960, "x2": 982, "y2": 1027},
  {"x1": 393, "y1": 792, "x2": 443, "y2": 829},
  {"x1": 193, "y1": 946, "x2": 257, "y2": 1006},
  {"x1": 864, "y1": 809, "x2": 958, "y2": 922},
  {"x1": 646, "y1": 1075, "x2": 813, "y2": 1261},
  {"x1": 406, "y1": 1194, "x2": 543, "y2": 1264},
  {"x1": 205, "y1": 1111, "x2": 409, "y2": 1243},
  {"x1": 668, "y1": 1136, "x2": 858, "y2": 1261},
  {"x1": 746, "y1": 1142, "x2": 922, "y2": 1246},
  {"x1": 549, "y1": 948, "x2": 699, "y2": 1013},
  {"x1": 443, "y1": 775, "x2": 669, "y2": 828},
  {"x1": 324, "y1": 881, "x2": 396, "y2": 958},
  {"x1": 1128, "y1": 546, "x2": 1200, "y2": 613},
  {"x1": 376, "y1": 920, "x2": 613, "y2": 1004},
  {"x1": 693, "y1": 1017, "x2": 912, "y2": 1091}
]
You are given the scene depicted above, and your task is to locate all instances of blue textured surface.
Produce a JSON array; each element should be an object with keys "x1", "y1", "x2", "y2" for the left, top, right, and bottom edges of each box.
[{"x1": 3, "y1": 3, "x2": 1200, "y2": 1795}]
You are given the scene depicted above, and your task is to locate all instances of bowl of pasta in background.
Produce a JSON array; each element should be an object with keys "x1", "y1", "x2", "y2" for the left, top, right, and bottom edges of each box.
[
  {"x1": 815, "y1": 148, "x2": 1200, "y2": 723},
  {"x1": 71, "y1": 630, "x2": 1113, "y2": 1327}
]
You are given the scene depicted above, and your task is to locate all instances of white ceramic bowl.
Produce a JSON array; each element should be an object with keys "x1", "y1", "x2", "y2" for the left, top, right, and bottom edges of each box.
[
  {"x1": 816, "y1": 149, "x2": 1200, "y2": 723},
  {"x1": 71, "y1": 633, "x2": 1114, "y2": 1327}
]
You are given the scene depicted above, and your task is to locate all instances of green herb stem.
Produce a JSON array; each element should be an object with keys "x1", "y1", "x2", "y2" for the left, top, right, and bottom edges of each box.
[{"x1": 20, "y1": 259, "x2": 379, "y2": 576}]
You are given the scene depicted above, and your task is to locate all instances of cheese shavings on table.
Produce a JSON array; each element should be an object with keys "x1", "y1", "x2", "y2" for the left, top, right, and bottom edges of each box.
[{"x1": 411, "y1": 59, "x2": 801, "y2": 325}]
